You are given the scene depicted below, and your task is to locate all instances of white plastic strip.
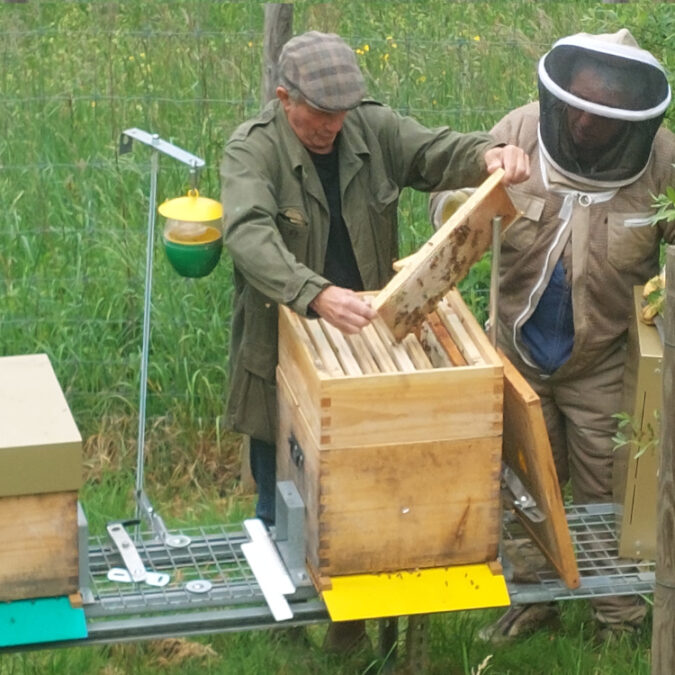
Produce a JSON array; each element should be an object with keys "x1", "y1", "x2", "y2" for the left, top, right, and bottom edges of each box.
[{"x1": 242, "y1": 518, "x2": 295, "y2": 622}]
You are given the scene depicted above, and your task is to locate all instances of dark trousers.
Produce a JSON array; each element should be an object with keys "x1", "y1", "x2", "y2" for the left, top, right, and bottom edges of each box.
[{"x1": 249, "y1": 437, "x2": 276, "y2": 526}]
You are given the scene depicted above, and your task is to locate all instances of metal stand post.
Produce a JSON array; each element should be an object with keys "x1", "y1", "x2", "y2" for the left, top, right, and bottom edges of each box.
[
  {"x1": 488, "y1": 215, "x2": 502, "y2": 347},
  {"x1": 118, "y1": 128, "x2": 206, "y2": 548}
]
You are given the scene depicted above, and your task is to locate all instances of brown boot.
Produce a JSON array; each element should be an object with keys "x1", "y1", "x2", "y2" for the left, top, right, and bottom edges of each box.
[
  {"x1": 322, "y1": 619, "x2": 370, "y2": 654},
  {"x1": 477, "y1": 603, "x2": 560, "y2": 644}
]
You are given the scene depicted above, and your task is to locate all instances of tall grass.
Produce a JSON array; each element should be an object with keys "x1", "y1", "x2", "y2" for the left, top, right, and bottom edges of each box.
[{"x1": 0, "y1": 1, "x2": 672, "y2": 672}]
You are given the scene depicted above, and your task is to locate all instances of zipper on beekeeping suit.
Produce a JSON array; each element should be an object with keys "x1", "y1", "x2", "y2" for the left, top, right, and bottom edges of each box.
[{"x1": 511, "y1": 145, "x2": 617, "y2": 373}]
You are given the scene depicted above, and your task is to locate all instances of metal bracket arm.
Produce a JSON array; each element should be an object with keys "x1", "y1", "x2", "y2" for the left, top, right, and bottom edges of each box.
[
  {"x1": 501, "y1": 464, "x2": 546, "y2": 523},
  {"x1": 106, "y1": 520, "x2": 148, "y2": 582},
  {"x1": 119, "y1": 127, "x2": 205, "y2": 170}
]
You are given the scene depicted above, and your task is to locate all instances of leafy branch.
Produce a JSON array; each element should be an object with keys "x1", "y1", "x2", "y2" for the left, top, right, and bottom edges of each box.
[{"x1": 612, "y1": 410, "x2": 660, "y2": 459}]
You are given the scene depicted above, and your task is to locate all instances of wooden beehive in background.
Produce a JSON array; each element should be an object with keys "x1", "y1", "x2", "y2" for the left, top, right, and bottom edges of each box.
[
  {"x1": 614, "y1": 287, "x2": 663, "y2": 559},
  {"x1": 0, "y1": 354, "x2": 82, "y2": 602},
  {"x1": 277, "y1": 289, "x2": 503, "y2": 583}
]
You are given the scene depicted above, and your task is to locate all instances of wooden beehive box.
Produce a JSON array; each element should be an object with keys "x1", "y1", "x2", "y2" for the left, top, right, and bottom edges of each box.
[
  {"x1": 614, "y1": 287, "x2": 663, "y2": 559},
  {"x1": 0, "y1": 354, "x2": 82, "y2": 602},
  {"x1": 277, "y1": 289, "x2": 503, "y2": 582}
]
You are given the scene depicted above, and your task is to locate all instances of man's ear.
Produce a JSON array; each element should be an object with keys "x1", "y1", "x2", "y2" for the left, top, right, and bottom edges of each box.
[{"x1": 276, "y1": 86, "x2": 290, "y2": 107}]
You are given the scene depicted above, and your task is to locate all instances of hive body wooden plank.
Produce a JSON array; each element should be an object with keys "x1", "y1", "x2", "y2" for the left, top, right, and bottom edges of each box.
[{"x1": 0, "y1": 492, "x2": 79, "y2": 601}]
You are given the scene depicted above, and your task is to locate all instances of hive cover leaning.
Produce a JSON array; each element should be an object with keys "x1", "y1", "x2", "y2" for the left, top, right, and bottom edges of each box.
[{"x1": 372, "y1": 169, "x2": 518, "y2": 340}]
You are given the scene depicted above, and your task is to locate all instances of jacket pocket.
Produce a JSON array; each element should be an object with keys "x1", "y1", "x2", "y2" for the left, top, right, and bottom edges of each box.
[
  {"x1": 502, "y1": 193, "x2": 544, "y2": 252},
  {"x1": 277, "y1": 207, "x2": 309, "y2": 260},
  {"x1": 607, "y1": 211, "x2": 658, "y2": 271},
  {"x1": 240, "y1": 338, "x2": 277, "y2": 381},
  {"x1": 239, "y1": 286, "x2": 279, "y2": 382}
]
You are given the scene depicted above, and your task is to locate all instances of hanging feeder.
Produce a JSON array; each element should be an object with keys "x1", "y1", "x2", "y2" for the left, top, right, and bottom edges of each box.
[{"x1": 158, "y1": 189, "x2": 223, "y2": 278}]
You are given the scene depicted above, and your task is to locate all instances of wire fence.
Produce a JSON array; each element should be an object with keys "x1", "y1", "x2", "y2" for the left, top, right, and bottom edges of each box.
[{"x1": 1, "y1": 0, "x2": 672, "y2": 444}]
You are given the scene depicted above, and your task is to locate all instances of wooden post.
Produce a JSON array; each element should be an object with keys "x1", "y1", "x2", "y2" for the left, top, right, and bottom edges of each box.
[
  {"x1": 261, "y1": 3, "x2": 293, "y2": 107},
  {"x1": 652, "y1": 244, "x2": 675, "y2": 674}
]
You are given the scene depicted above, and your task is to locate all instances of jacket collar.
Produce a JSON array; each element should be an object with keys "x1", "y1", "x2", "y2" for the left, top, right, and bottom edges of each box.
[{"x1": 337, "y1": 110, "x2": 370, "y2": 192}]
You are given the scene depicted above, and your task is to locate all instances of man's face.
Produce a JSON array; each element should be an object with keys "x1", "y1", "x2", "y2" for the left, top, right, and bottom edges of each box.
[
  {"x1": 565, "y1": 68, "x2": 627, "y2": 160},
  {"x1": 277, "y1": 87, "x2": 348, "y2": 154}
]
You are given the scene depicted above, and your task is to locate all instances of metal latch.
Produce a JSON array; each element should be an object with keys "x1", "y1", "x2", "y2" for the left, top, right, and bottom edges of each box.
[
  {"x1": 106, "y1": 520, "x2": 170, "y2": 587},
  {"x1": 289, "y1": 433, "x2": 304, "y2": 469},
  {"x1": 501, "y1": 464, "x2": 546, "y2": 523}
]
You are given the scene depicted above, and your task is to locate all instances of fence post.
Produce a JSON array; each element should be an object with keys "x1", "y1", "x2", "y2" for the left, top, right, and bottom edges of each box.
[
  {"x1": 240, "y1": 3, "x2": 294, "y2": 494},
  {"x1": 652, "y1": 244, "x2": 675, "y2": 674},
  {"x1": 261, "y1": 3, "x2": 294, "y2": 107}
]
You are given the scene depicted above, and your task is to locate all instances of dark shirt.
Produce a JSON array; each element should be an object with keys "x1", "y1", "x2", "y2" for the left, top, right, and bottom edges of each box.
[
  {"x1": 521, "y1": 259, "x2": 574, "y2": 374},
  {"x1": 309, "y1": 144, "x2": 363, "y2": 292}
]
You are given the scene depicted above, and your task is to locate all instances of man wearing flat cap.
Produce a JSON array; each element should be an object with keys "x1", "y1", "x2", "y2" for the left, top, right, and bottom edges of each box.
[{"x1": 220, "y1": 32, "x2": 528, "y2": 646}]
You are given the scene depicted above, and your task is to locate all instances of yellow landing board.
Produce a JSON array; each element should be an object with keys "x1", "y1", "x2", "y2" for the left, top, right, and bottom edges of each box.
[{"x1": 322, "y1": 563, "x2": 510, "y2": 621}]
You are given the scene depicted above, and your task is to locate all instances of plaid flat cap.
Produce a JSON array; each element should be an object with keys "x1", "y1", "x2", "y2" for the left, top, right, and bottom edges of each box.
[{"x1": 278, "y1": 31, "x2": 366, "y2": 112}]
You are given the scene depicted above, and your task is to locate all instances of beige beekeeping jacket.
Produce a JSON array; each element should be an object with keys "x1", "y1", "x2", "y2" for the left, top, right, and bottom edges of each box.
[{"x1": 430, "y1": 102, "x2": 675, "y2": 380}]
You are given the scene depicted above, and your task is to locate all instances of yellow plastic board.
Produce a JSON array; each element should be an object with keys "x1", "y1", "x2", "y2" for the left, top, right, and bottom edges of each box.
[{"x1": 322, "y1": 563, "x2": 510, "y2": 621}]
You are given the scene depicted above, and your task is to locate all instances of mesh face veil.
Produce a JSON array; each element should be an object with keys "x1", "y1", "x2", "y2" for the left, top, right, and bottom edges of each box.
[{"x1": 537, "y1": 31, "x2": 671, "y2": 186}]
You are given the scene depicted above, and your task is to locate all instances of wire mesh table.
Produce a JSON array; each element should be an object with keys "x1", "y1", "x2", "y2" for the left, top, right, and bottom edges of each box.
[
  {"x1": 504, "y1": 502, "x2": 654, "y2": 604},
  {"x1": 3, "y1": 502, "x2": 655, "y2": 650},
  {"x1": 81, "y1": 522, "x2": 323, "y2": 644}
]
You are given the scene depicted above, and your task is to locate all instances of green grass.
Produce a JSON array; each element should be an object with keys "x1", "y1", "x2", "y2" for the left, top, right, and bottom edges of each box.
[{"x1": 0, "y1": 0, "x2": 672, "y2": 672}]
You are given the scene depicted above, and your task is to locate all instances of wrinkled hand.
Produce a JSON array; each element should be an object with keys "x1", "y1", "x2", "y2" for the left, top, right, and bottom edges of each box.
[
  {"x1": 484, "y1": 144, "x2": 530, "y2": 185},
  {"x1": 309, "y1": 286, "x2": 376, "y2": 334}
]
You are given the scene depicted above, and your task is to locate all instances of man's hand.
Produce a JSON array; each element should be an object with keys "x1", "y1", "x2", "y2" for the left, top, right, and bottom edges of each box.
[
  {"x1": 309, "y1": 286, "x2": 376, "y2": 334},
  {"x1": 484, "y1": 144, "x2": 530, "y2": 185}
]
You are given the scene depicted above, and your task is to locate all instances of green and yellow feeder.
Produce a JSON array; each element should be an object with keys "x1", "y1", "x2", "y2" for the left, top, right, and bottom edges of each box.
[{"x1": 158, "y1": 189, "x2": 223, "y2": 278}]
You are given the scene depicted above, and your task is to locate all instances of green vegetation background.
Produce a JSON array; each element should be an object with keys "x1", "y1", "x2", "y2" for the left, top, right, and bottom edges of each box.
[{"x1": 1, "y1": 1, "x2": 673, "y2": 673}]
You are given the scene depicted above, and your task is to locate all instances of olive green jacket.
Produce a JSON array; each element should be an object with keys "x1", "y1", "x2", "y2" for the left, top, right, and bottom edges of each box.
[{"x1": 221, "y1": 99, "x2": 495, "y2": 442}]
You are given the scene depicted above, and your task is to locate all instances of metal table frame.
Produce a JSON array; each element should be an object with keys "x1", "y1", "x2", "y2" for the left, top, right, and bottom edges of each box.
[{"x1": 1, "y1": 499, "x2": 653, "y2": 653}]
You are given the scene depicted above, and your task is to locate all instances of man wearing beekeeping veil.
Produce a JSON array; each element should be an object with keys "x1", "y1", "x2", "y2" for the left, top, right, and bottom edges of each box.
[{"x1": 430, "y1": 29, "x2": 674, "y2": 642}]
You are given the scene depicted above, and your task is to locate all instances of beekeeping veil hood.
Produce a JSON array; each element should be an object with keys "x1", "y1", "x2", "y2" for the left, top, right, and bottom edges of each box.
[{"x1": 538, "y1": 29, "x2": 671, "y2": 187}]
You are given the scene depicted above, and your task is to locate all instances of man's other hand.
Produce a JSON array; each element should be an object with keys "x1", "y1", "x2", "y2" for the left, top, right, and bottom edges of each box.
[{"x1": 484, "y1": 144, "x2": 530, "y2": 185}]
